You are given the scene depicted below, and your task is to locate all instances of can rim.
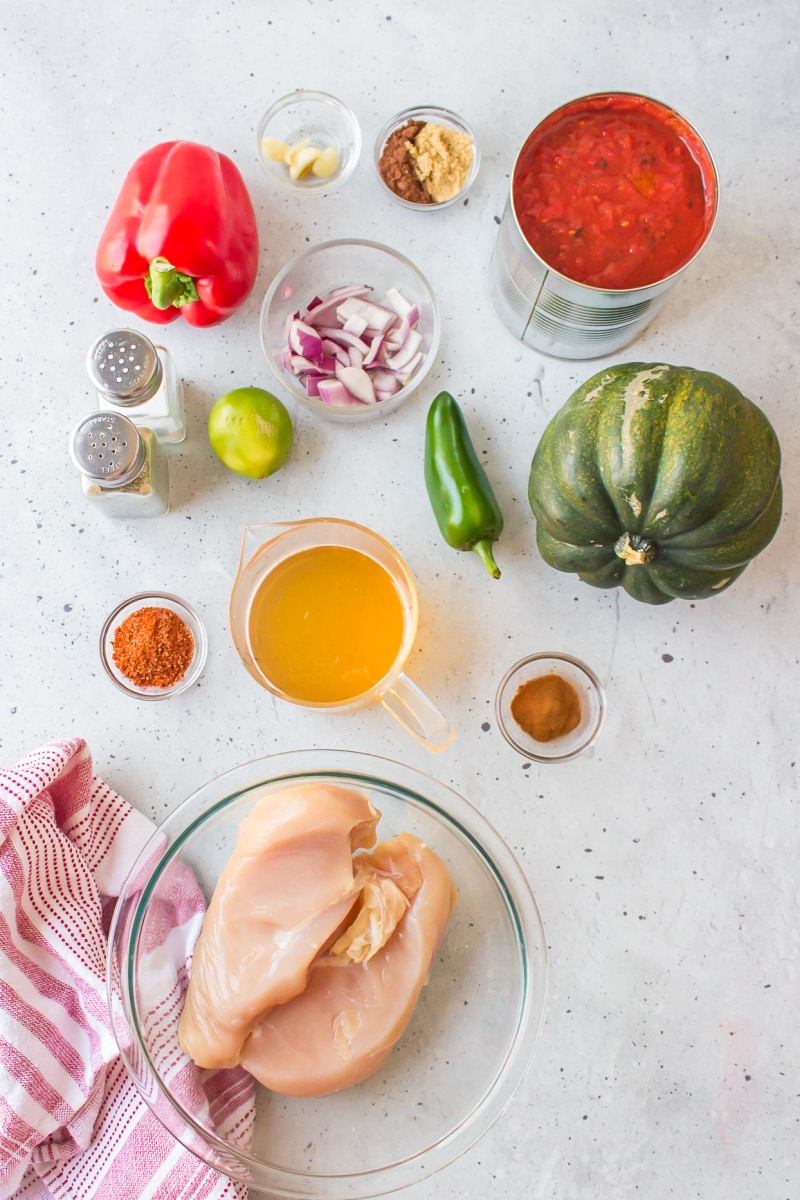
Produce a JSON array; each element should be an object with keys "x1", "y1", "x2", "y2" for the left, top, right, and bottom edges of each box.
[{"x1": 507, "y1": 90, "x2": 720, "y2": 295}]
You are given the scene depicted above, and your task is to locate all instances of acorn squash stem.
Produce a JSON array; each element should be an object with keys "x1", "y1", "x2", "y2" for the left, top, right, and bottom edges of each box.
[{"x1": 614, "y1": 532, "x2": 657, "y2": 565}]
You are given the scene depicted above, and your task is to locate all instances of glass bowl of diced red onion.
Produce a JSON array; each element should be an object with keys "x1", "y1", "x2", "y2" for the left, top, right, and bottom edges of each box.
[{"x1": 259, "y1": 239, "x2": 441, "y2": 423}]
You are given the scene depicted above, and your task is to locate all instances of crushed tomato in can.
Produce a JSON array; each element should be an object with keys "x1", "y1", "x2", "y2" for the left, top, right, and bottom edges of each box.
[{"x1": 512, "y1": 93, "x2": 716, "y2": 289}]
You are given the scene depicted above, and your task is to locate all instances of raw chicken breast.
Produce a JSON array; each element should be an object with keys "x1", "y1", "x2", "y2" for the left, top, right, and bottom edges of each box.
[
  {"x1": 179, "y1": 783, "x2": 380, "y2": 1069},
  {"x1": 240, "y1": 833, "x2": 457, "y2": 1097}
]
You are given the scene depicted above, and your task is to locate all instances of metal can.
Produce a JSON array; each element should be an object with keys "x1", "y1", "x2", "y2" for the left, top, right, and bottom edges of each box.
[{"x1": 489, "y1": 92, "x2": 719, "y2": 360}]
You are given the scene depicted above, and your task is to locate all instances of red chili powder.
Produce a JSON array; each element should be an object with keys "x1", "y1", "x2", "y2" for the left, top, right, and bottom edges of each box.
[{"x1": 112, "y1": 606, "x2": 194, "y2": 689}]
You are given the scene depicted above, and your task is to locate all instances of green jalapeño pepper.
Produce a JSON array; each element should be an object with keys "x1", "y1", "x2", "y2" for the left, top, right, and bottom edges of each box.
[{"x1": 424, "y1": 391, "x2": 504, "y2": 579}]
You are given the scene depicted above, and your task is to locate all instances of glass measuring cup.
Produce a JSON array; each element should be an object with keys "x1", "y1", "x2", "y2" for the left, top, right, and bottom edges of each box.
[{"x1": 229, "y1": 518, "x2": 455, "y2": 751}]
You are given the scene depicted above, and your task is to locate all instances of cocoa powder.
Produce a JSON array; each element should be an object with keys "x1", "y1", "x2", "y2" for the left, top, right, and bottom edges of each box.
[{"x1": 378, "y1": 121, "x2": 433, "y2": 204}]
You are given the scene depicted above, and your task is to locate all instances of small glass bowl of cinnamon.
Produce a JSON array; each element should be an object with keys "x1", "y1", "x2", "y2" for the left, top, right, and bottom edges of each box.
[
  {"x1": 100, "y1": 592, "x2": 208, "y2": 700},
  {"x1": 495, "y1": 652, "x2": 606, "y2": 763}
]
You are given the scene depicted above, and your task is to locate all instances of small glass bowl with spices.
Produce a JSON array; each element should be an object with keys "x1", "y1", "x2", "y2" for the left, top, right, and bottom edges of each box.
[
  {"x1": 374, "y1": 105, "x2": 480, "y2": 210},
  {"x1": 100, "y1": 593, "x2": 208, "y2": 700},
  {"x1": 495, "y1": 652, "x2": 606, "y2": 763}
]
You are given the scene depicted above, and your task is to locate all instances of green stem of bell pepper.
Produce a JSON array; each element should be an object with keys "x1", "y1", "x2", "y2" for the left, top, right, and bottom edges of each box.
[
  {"x1": 145, "y1": 257, "x2": 200, "y2": 309},
  {"x1": 424, "y1": 391, "x2": 504, "y2": 579}
]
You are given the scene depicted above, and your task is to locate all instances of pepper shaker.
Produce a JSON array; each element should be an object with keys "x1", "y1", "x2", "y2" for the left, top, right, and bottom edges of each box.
[
  {"x1": 87, "y1": 328, "x2": 186, "y2": 444},
  {"x1": 69, "y1": 412, "x2": 170, "y2": 517}
]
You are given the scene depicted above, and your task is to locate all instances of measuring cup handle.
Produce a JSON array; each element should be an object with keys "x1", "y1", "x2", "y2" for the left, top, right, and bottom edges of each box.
[{"x1": 379, "y1": 672, "x2": 456, "y2": 752}]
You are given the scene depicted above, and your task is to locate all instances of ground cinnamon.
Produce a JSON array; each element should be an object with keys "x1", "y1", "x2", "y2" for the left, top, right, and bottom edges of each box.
[
  {"x1": 510, "y1": 673, "x2": 581, "y2": 742},
  {"x1": 112, "y1": 605, "x2": 194, "y2": 689}
]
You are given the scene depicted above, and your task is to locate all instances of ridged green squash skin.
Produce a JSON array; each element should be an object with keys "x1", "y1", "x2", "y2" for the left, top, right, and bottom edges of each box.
[{"x1": 527, "y1": 363, "x2": 782, "y2": 604}]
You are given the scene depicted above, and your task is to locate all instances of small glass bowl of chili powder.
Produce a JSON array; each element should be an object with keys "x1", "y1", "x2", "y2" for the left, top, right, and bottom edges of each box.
[
  {"x1": 100, "y1": 593, "x2": 208, "y2": 700},
  {"x1": 495, "y1": 652, "x2": 606, "y2": 763}
]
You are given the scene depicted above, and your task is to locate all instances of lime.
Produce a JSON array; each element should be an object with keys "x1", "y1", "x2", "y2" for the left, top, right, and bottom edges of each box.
[{"x1": 208, "y1": 387, "x2": 293, "y2": 479}]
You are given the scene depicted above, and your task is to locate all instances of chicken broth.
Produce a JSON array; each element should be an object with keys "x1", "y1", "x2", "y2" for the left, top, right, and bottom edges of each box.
[{"x1": 247, "y1": 544, "x2": 407, "y2": 704}]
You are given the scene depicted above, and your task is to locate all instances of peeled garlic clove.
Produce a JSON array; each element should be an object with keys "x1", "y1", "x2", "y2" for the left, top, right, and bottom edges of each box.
[
  {"x1": 289, "y1": 145, "x2": 323, "y2": 180},
  {"x1": 311, "y1": 145, "x2": 339, "y2": 178},
  {"x1": 284, "y1": 138, "x2": 312, "y2": 165},
  {"x1": 262, "y1": 137, "x2": 289, "y2": 163}
]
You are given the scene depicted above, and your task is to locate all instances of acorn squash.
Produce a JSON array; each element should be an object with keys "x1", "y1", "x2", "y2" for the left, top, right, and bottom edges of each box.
[{"x1": 527, "y1": 363, "x2": 782, "y2": 604}]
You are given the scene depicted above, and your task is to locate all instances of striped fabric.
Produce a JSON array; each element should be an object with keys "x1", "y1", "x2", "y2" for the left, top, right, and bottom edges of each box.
[{"x1": 0, "y1": 739, "x2": 253, "y2": 1200}]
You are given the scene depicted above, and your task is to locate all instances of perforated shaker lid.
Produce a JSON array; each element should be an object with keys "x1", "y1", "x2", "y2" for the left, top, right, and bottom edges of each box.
[
  {"x1": 87, "y1": 329, "x2": 163, "y2": 403},
  {"x1": 69, "y1": 412, "x2": 146, "y2": 484}
]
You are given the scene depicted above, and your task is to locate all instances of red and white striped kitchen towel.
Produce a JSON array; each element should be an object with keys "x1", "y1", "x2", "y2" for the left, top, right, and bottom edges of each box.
[{"x1": 0, "y1": 738, "x2": 253, "y2": 1200}]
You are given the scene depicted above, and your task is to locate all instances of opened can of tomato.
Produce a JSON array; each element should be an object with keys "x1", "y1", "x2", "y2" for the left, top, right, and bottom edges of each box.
[{"x1": 489, "y1": 92, "x2": 718, "y2": 360}]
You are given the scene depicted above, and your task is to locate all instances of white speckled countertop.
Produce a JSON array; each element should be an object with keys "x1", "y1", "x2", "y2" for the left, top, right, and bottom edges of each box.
[{"x1": 1, "y1": 2, "x2": 798, "y2": 1197}]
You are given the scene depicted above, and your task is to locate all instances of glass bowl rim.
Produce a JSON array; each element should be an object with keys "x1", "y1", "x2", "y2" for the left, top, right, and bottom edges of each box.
[
  {"x1": 256, "y1": 89, "x2": 362, "y2": 196},
  {"x1": 259, "y1": 237, "x2": 442, "y2": 420},
  {"x1": 495, "y1": 650, "x2": 607, "y2": 763},
  {"x1": 99, "y1": 591, "x2": 208, "y2": 701},
  {"x1": 373, "y1": 104, "x2": 480, "y2": 210},
  {"x1": 107, "y1": 748, "x2": 548, "y2": 1197}
]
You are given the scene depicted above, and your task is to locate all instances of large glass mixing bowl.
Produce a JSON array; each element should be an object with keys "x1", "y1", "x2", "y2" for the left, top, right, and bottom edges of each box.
[{"x1": 107, "y1": 750, "x2": 548, "y2": 1198}]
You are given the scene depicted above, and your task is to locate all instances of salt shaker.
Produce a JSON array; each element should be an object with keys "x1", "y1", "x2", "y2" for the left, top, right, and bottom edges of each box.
[
  {"x1": 87, "y1": 328, "x2": 186, "y2": 444},
  {"x1": 69, "y1": 412, "x2": 170, "y2": 517}
]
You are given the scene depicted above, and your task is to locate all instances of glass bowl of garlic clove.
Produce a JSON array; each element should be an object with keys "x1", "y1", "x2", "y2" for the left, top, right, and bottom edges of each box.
[
  {"x1": 256, "y1": 90, "x2": 362, "y2": 195},
  {"x1": 108, "y1": 749, "x2": 548, "y2": 1199}
]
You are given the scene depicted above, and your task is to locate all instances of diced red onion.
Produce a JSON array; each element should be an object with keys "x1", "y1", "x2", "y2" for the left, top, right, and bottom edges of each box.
[
  {"x1": 289, "y1": 319, "x2": 324, "y2": 360},
  {"x1": 303, "y1": 295, "x2": 352, "y2": 327},
  {"x1": 289, "y1": 354, "x2": 327, "y2": 375},
  {"x1": 396, "y1": 351, "x2": 422, "y2": 382},
  {"x1": 280, "y1": 282, "x2": 425, "y2": 409},
  {"x1": 343, "y1": 312, "x2": 368, "y2": 336},
  {"x1": 335, "y1": 365, "x2": 376, "y2": 403},
  {"x1": 384, "y1": 286, "x2": 412, "y2": 318},
  {"x1": 362, "y1": 334, "x2": 383, "y2": 367},
  {"x1": 327, "y1": 284, "x2": 373, "y2": 300},
  {"x1": 317, "y1": 326, "x2": 370, "y2": 354},
  {"x1": 384, "y1": 320, "x2": 408, "y2": 348},
  {"x1": 318, "y1": 378, "x2": 360, "y2": 406},
  {"x1": 370, "y1": 370, "x2": 401, "y2": 395},
  {"x1": 385, "y1": 329, "x2": 423, "y2": 371}
]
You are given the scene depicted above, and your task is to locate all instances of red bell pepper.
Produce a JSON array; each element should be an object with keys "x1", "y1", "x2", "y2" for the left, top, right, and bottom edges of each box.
[{"x1": 95, "y1": 140, "x2": 259, "y2": 328}]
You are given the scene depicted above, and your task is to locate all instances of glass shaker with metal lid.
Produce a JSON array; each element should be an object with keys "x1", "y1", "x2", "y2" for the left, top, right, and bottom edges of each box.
[
  {"x1": 87, "y1": 328, "x2": 186, "y2": 443},
  {"x1": 69, "y1": 412, "x2": 170, "y2": 517}
]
